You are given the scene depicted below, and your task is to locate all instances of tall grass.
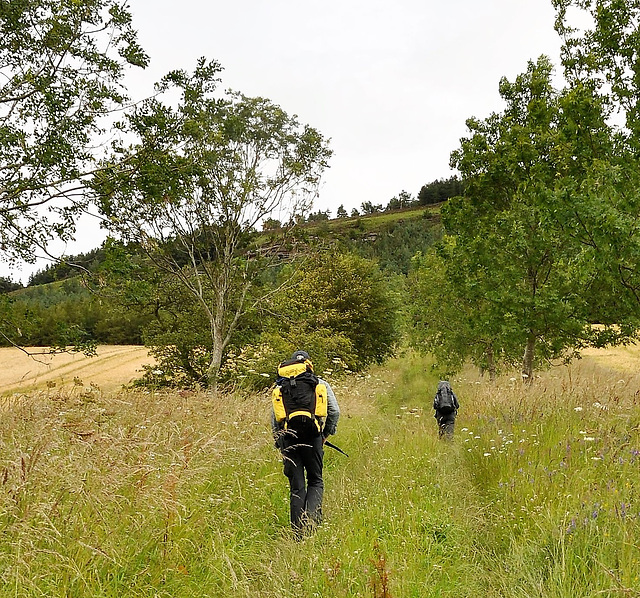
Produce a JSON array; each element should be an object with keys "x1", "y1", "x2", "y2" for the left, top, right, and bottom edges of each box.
[{"x1": 0, "y1": 353, "x2": 638, "y2": 596}]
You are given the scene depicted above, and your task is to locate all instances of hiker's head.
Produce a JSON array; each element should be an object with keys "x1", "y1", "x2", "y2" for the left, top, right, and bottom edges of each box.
[{"x1": 291, "y1": 350, "x2": 310, "y2": 362}]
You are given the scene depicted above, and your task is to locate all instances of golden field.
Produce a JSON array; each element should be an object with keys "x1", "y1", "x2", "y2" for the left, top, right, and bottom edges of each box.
[{"x1": 0, "y1": 345, "x2": 152, "y2": 395}]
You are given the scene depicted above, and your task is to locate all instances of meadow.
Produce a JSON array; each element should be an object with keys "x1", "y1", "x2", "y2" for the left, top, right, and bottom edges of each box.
[{"x1": 0, "y1": 348, "x2": 638, "y2": 597}]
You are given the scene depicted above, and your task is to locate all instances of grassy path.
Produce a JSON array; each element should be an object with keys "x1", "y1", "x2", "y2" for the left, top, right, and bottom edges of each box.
[{"x1": 0, "y1": 352, "x2": 638, "y2": 596}]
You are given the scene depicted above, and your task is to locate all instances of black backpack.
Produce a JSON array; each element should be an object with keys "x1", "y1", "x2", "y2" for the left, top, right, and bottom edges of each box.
[
  {"x1": 273, "y1": 358, "x2": 325, "y2": 438},
  {"x1": 435, "y1": 383, "x2": 457, "y2": 414}
]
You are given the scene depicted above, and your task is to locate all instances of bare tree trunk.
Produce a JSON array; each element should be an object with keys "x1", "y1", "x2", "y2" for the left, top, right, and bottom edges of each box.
[
  {"x1": 521, "y1": 333, "x2": 536, "y2": 382},
  {"x1": 486, "y1": 344, "x2": 496, "y2": 382},
  {"x1": 208, "y1": 338, "x2": 224, "y2": 396}
]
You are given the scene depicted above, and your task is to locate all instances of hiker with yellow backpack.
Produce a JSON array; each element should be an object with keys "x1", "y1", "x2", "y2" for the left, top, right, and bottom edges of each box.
[{"x1": 271, "y1": 350, "x2": 340, "y2": 537}]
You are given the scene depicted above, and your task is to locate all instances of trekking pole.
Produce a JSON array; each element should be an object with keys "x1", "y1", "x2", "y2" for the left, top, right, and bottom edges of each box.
[{"x1": 324, "y1": 440, "x2": 349, "y2": 457}]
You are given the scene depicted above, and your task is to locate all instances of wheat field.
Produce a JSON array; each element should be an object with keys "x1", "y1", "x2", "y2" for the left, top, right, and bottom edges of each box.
[{"x1": 0, "y1": 345, "x2": 153, "y2": 395}]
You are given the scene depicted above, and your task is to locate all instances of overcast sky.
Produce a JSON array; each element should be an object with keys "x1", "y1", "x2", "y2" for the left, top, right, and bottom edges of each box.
[
  {"x1": 8, "y1": 0, "x2": 566, "y2": 283},
  {"x1": 127, "y1": 0, "x2": 563, "y2": 209}
]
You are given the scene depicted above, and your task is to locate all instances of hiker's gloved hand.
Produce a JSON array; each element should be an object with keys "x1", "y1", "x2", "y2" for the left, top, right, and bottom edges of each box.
[{"x1": 274, "y1": 435, "x2": 285, "y2": 450}]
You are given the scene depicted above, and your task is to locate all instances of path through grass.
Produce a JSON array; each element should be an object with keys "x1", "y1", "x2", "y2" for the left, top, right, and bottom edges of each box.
[{"x1": 0, "y1": 352, "x2": 638, "y2": 596}]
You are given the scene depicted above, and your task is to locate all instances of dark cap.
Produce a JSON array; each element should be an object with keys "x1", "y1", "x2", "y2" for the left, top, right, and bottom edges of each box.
[{"x1": 291, "y1": 350, "x2": 310, "y2": 361}]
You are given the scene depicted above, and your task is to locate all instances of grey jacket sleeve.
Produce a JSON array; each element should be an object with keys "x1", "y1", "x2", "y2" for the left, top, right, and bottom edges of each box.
[
  {"x1": 319, "y1": 378, "x2": 340, "y2": 437},
  {"x1": 271, "y1": 409, "x2": 280, "y2": 437}
]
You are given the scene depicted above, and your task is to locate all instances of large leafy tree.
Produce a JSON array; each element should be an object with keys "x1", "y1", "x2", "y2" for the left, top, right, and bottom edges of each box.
[
  {"x1": 276, "y1": 251, "x2": 400, "y2": 368},
  {"x1": 0, "y1": 0, "x2": 147, "y2": 265},
  {"x1": 552, "y1": 0, "x2": 640, "y2": 315},
  {"x1": 431, "y1": 56, "x2": 629, "y2": 379},
  {"x1": 93, "y1": 60, "x2": 332, "y2": 388},
  {"x1": 407, "y1": 248, "x2": 522, "y2": 380}
]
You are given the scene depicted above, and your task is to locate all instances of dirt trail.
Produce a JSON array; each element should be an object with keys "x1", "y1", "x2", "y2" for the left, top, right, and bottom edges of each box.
[{"x1": 0, "y1": 345, "x2": 153, "y2": 394}]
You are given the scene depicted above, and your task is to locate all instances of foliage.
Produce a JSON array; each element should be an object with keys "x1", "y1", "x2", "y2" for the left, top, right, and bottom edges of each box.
[
  {"x1": 28, "y1": 246, "x2": 109, "y2": 286},
  {"x1": 406, "y1": 248, "x2": 521, "y2": 378},
  {"x1": 0, "y1": 277, "x2": 21, "y2": 294},
  {"x1": 550, "y1": 0, "x2": 640, "y2": 318},
  {"x1": 0, "y1": 0, "x2": 147, "y2": 265},
  {"x1": 273, "y1": 252, "x2": 401, "y2": 370},
  {"x1": 385, "y1": 189, "x2": 414, "y2": 211},
  {"x1": 0, "y1": 277, "x2": 147, "y2": 348},
  {"x1": 341, "y1": 212, "x2": 442, "y2": 274},
  {"x1": 360, "y1": 201, "x2": 383, "y2": 215},
  {"x1": 93, "y1": 58, "x2": 332, "y2": 387},
  {"x1": 441, "y1": 56, "x2": 636, "y2": 378},
  {"x1": 134, "y1": 251, "x2": 400, "y2": 390}
]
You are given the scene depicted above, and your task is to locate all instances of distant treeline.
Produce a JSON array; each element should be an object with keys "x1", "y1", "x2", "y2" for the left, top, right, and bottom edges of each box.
[{"x1": 270, "y1": 176, "x2": 462, "y2": 225}]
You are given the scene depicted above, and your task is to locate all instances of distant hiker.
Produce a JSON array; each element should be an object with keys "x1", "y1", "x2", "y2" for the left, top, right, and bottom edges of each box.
[
  {"x1": 271, "y1": 350, "x2": 340, "y2": 537},
  {"x1": 433, "y1": 380, "x2": 459, "y2": 440}
]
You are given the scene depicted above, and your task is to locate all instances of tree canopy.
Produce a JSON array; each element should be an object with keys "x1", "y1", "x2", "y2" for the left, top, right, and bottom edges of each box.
[
  {"x1": 0, "y1": 0, "x2": 147, "y2": 265},
  {"x1": 93, "y1": 59, "x2": 332, "y2": 387}
]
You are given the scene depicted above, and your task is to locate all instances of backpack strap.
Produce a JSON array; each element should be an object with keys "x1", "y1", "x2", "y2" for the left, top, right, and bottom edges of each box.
[{"x1": 287, "y1": 410, "x2": 322, "y2": 433}]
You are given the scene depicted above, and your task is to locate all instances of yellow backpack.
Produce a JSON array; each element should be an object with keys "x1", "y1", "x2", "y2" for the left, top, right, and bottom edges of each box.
[{"x1": 272, "y1": 358, "x2": 327, "y2": 433}]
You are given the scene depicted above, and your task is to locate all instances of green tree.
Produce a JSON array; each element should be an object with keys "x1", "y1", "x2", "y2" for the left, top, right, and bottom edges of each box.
[
  {"x1": 94, "y1": 60, "x2": 332, "y2": 389},
  {"x1": 277, "y1": 252, "x2": 400, "y2": 369},
  {"x1": 445, "y1": 56, "x2": 626, "y2": 379},
  {"x1": 417, "y1": 177, "x2": 462, "y2": 205},
  {"x1": 407, "y1": 248, "x2": 520, "y2": 379},
  {"x1": 262, "y1": 218, "x2": 282, "y2": 231},
  {"x1": 360, "y1": 201, "x2": 383, "y2": 215},
  {"x1": 336, "y1": 204, "x2": 348, "y2": 218},
  {"x1": 0, "y1": 0, "x2": 147, "y2": 265},
  {"x1": 551, "y1": 0, "x2": 640, "y2": 319},
  {"x1": 386, "y1": 190, "x2": 414, "y2": 211},
  {"x1": 307, "y1": 209, "x2": 330, "y2": 222}
]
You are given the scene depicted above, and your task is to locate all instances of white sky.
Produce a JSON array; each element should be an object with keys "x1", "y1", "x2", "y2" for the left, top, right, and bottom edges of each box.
[{"x1": 7, "y1": 0, "x2": 565, "y2": 283}]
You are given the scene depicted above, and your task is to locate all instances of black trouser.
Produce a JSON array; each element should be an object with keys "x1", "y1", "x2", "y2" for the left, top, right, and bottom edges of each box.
[
  {"x1": 435, "y1": 410, "x2": 456, "y2": 440},
  {"x1": 282, "y1": 431, "x2": 324, "y2": 533}
]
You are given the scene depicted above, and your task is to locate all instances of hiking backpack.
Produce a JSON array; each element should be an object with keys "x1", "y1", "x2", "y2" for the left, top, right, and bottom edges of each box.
[
  {"x1": 272, "y1": 357, "x2": 328, "y2": 437},
  {"x1": 434, "y1": 383, "x2": 457, "y2": 414}
]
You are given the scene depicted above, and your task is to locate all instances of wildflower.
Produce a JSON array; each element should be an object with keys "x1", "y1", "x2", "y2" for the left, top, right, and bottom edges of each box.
[
  {"x1": 584, "y1": 437, "x2": 596, "y2": 442},
  {"x1": 574, "y1": 406, "x2": 583, "y2": 412},
  {"x1": 616, "y1": 503, "x2": 628, "y2": 520},
  {"x1": 483, "y1": 452, "x2": 491, "y2": 457}
]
